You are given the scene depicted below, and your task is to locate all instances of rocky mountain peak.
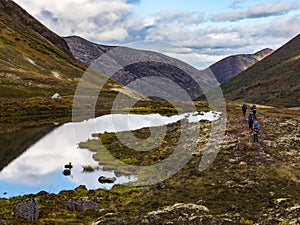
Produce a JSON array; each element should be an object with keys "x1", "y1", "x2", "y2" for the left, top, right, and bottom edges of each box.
[{"x1": 253, "y1": 48, "x2": 274, "y2": 60}]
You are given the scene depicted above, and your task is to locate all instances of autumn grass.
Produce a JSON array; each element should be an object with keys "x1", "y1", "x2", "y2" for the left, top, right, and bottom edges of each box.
[{"x1": 0, "y1": 102, "x2": 299, "y2": 224}]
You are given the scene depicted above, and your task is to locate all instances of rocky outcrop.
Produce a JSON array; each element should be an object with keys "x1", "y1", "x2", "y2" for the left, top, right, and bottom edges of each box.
[
  {"x1": 143, "y1": 203, "x2": 209, "y2": 223},
  {"x1": 14, "y1": 198, "x2": 39, "y2": 221},
  {"x1": 98, "y1": 176, "x2": 116, "y2": 184},
  {"x1": 64, "y1": 199, "x2": 100, "y2": 212}
]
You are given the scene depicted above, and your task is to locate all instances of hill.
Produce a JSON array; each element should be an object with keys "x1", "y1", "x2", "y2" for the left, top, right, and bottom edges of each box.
[
  {"x1": 64, "y1": 36, "x2": 203, "y2": 100},
  {"x1": 65, "y1": 36, "x2": 274, "y2": 100},
  {"x1": 0, "y1": 0, "x2": 145, "y2": 117},
  {"x1": 0, "y1": 0, "x2": 86, "y2": 98},
  {"x1": 221, "y1": 34, "x2": 300, "y2": 107},
  {"x1": 207, "y1": 48, "x2": 274, "y2": 83}
]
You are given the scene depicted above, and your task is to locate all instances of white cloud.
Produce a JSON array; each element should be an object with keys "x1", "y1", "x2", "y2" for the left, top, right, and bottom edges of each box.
[
  {"x1": 12, "y1": 0, "x2": 300, "y2": 67},
  {"x1": 14, "y1": 0, "x2": 138, "y2": 42},
  {"x1": 212, "y1": 2, "x2": 300, "y2": 22},
  {"x1": 153, "y1": 10, "x2": 205, "y2": 25},
  {"x1": 264, "y1": 14, "x2": 300, "y2": 38}
]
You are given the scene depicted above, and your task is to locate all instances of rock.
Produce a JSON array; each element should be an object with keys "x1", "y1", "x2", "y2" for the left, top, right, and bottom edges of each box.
[
  {"x1": 63, "y1": 169, "x2": 71, "y2": 176},
  {"x1": 239, "y1": 161, "x2": 247, "y2": 165},
  {"x1": 14, "y1": 198, "x2": 39, "y2": 221},
  {"x1": 287, "y1": 204, "x2": 300, "y2": 212},
  {"x1": 145, "y1": 203, "x2": 209, "y2": 220},
  {"x1": 135, "y1": 203, "x2": 212, "y2": 224},
  {"x1": 74, "y1": 185, "x2": 87, "y2": 192},
  {"x1": 64, "y1": 162, "x2": 73, "y2": 169},
  {"x1": 98, "y1": 176, "x2": 116, "y2": 183},
  {"x1": 37, "y1": 190, "x2": 48, "y2": 196},
  {"x1": 274, "y1": 198, "x2": 289, "y2": 204},
  {"x1": 64, "y1": 199, "x2": 100, "y2": 212}
]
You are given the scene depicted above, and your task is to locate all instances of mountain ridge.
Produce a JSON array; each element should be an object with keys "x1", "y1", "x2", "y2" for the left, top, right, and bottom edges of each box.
[
  {"x1": 64, "y1": 36, "x2": 274, "y2": 99},
  {"x1": 0, "y1": 0, "x2": 74, "y2": 59},
  {"x1": 207, "y1": 48, "x2": 274, "y2": 83},
  {"x1": 0, "y1": 0, "x2": 147, "y2": 118},
  {"x1": 65, "y1": 36, "x2": 274, "y2": 100},
  {"x1": 64, "y1": 35, "x2": 203, "y2": 100},
  {"x1": 221, "y1": 34, "x2": 300, "y2": 107}
]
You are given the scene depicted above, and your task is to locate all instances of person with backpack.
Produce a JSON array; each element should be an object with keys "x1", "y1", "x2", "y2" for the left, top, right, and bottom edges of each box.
[
  {"x1": 252, "y1": 121, "x2": 259, "y2": 142},
  {"x1": 251, "y1": 104, "x2": 257, "y2": 119},
  {"x1": 242, "y1": 104, "x2": 247, "y2": 117},
  {"x1": 248, "y1": 112, "x2": 254, "y2": 129}
]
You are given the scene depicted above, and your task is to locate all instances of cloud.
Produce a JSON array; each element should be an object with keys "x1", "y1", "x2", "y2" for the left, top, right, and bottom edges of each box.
[
  {"x1": 153, "y1": 11, "x2": 205, "y2": 25},
  {"x1": 12, "y1": 0, "x2": 300, "y2": 69},
  {"x1": 14, "y1": 0, "x2": 140, "y2": 42},
  {"x1": 264, "y1": 14, "x2": 300, "y2": 38},
  {"x1": 212, "y1": 2, "x2": 300, "y2": 22}
]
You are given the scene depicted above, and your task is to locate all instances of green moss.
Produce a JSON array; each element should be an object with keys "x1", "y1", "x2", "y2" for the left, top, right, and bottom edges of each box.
[{"x1": 240, "y1": 219, "x2": 254, "y2": 225}]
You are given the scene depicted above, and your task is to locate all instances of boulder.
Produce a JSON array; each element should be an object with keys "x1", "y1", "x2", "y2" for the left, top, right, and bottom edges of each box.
[
  {"x1": 63, "y1": 169, "x2": 71, "y2": 176},
  {"x1": 98, "y1": 176, "x2": 116, "y2": 183},
  {"x1": 14, "y1": 198, "x2": 39, "y2": 221},
  {"x1": 64, "y1": 199, "x2": 100, "y2": 212}
]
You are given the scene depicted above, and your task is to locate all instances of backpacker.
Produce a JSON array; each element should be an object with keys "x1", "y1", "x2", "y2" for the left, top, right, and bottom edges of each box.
[{"x1": 253, "y1": 123, "x2": 259, "y2": 134}]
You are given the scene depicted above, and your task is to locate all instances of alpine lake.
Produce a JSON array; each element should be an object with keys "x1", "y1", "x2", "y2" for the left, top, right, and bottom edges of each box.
[{"x1": 0, "y1": 111, "x2": 220, "y2": 198}]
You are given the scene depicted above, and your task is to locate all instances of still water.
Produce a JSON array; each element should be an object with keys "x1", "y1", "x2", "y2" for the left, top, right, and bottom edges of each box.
[{"x1": 0, "y1": 112, "x2": 219, "y2": 198}]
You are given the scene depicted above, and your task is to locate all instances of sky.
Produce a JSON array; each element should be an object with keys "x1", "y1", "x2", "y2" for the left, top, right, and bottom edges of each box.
[{"x1": 13, "y1": 0, "x2": 300, "y2": 69}]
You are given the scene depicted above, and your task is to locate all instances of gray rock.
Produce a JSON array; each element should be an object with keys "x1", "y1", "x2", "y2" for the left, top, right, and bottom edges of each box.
[
  {"x1": 64, "y1": 199, "x2": 100, "y2": 212},
  {"x1": 14, "y1": 198, "x2": 39, "y2": 221},
  {"x1": 98, "y1": 176, "x2": 116, "y2": 183}
]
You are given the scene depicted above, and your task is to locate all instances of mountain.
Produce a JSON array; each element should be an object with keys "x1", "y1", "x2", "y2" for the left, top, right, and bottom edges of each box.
[
  {"x1": 65, "y1": 36, "x2": 275, "y2": 100},
  {"x1": 64, "y1": 36, "x2": 116, "y2": 66},
  {"x1": 207, "y1": 48, "x2": 274, "y2": 84},
  {"x1": 64, "y1": 36, "x2": 203, "y2": 100},
  {"x1": 0, "y1": 0, "x2": 87, "y2": 99},
  {"x1": 0, "y1": 0, "x2": 146, "y2": 117},
  {"x1": 221, "y1": 34, "x2": 300, "y2": 107}
]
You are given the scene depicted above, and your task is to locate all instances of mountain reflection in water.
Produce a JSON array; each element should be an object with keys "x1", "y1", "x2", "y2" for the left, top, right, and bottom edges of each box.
[{"x1": 0, "y1": 112, "x2": 220, "y2": 197}]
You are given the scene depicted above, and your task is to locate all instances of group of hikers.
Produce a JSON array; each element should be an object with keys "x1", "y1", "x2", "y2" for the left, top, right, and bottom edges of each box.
[{"x1": 242, "y1": 104, "x2": 259, "y2": 142}]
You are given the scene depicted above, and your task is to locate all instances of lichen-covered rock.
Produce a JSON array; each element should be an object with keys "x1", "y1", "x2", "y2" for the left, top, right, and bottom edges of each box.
[
  {"x1": 14, "y1": 198, "x2": 39, "y2": 221},
  {"x1": 140, "y1": 203, "x2": 209, "y2": 224},
  {"x1": 64, "y1": 199, "x2": 100, "y2": 212}
]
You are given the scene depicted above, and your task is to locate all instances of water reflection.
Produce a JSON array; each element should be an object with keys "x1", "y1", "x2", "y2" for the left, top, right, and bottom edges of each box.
[{"x1": 0, "y1": 112, "x2": 219, "y2": 197}]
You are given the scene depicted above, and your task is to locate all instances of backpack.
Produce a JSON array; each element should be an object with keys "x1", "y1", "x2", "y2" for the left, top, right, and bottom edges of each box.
[
  {"x1": 253, "y1": 123, "x2": 259, "y2": 134},
  {"x1": 248, "y1": 114, "x2": 253, "y2": 124}
]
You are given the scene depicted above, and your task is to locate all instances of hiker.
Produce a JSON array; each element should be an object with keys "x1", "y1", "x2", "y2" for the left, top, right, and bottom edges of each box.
[
  {"x1": 248, "y1": 112, "x2": 254, "y2": 129},
  {"x1": 251, "y1": 104, "x2": 257, "y2": 119},
  {"x1": 242, "y1": 104, "x2": 247, "y2": 117},
  {"x1": 252, "y1": 121, "x2": 259, "y2": 142}
]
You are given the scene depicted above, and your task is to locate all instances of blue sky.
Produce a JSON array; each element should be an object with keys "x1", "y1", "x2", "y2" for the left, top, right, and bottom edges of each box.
[{"x1": 13, "y1": 0, "x2": 300, "y2": 68}]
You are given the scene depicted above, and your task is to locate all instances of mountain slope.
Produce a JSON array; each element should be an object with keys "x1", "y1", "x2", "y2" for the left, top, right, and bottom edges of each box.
[
  {"x1": 207, "y1": 48, "x2": 274, "y2": 83},
  {"x1": 0, "y1": 0, "x2": 74, "y2": 59},
  {"x1": 64, "y1": 36, "x2": 203, "y2": 100},
  {"x1": 64, "y1": 36, "x2": 115, "y2": 66},
  {"x1": 0, "y1": 0, "x2": 147, "y2": 117},
  {"x1": 0, "y1": 0, "x2": 87, "y2": 99},
  {"x1": 221, "y1": 34, "x2": 300, "y2": 107}
]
